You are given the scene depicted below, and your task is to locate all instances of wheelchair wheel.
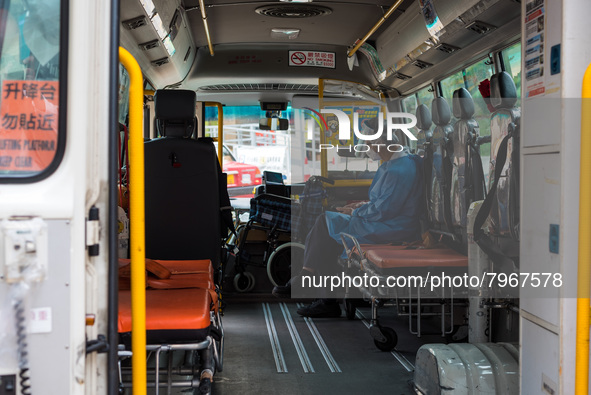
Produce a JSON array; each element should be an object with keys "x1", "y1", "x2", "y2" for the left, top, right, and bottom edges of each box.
[
  {"x1": 233, "y1": 271, "x2": 255, "y2": 292},
  {"x1": 266, "y1": 242, "x2": 305, "y2": 287}
]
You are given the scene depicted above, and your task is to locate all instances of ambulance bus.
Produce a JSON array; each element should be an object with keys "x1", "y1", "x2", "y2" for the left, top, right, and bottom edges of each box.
[{"x1": 0, "y1": 0, "x2": 590, "y2": 394}]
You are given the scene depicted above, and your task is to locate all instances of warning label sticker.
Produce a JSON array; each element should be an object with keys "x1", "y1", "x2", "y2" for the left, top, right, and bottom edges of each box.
[
  {"x1": 288, "y1": 51, "x2": 335, "y2": 69},
  {"x1": 0, "y1": 80, "x2": 59, "y2": 172}
]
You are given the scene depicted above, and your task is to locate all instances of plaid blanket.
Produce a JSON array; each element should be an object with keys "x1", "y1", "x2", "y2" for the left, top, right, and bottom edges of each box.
[{"x1": 249, "y1": 197, "x2": 292, "y2": 231}]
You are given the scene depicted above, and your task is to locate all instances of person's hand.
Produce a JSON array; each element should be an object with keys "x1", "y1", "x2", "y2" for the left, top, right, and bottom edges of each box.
[{"x1": 336, "y1": 206, "x2": 354, "y2": 215}]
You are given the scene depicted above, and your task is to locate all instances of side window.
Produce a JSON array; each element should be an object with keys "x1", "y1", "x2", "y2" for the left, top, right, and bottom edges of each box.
[
  {"x1": 0, "y1": 0, "x2": 65, "y2": 180},
  {"x1": 439, "y1": 70, "x2": 464, "y2": 101},
  {"x1": 501, "y1": 42, "x2": 522, "y2": 107},
  {"x1": 402, "y1": 86, "x2": 433, "y2": 152}
]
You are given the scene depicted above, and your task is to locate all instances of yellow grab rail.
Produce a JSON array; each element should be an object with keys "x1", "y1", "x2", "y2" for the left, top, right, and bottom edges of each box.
[
  {"x1": 205, "y1": 102, "x2": 224, "y2": 165},
  {"x1": 576, "y1": 62, "x2": 591, "y2": 395},
  {"x1": 119, "y1": 47, "x2": 147, "y2": 395}
]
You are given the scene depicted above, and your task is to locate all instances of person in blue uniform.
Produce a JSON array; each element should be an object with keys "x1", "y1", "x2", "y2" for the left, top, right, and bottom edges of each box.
[{"x1": 273, "y1": 117, "x2": 424, "y2": 318}]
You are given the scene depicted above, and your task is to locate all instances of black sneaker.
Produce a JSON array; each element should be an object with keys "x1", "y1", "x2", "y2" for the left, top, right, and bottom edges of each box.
[
  {"x1": 272, "y1": 276, "x2": 300, "y2": 299},
  {"x1": 296, "y1": 299, "x2": 341, "y2": 318}
]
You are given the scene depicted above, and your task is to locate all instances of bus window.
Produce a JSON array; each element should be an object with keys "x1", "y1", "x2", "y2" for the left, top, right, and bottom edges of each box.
[
  {"x1": 439, "y1": 70, "x2": 464, "y2": 101},
  {"x1": 501, "y1": 42, "x2": 522, "y2": 107},
  {"x1": 0, "y1": 0, "x2": 65, "y2": 180}
]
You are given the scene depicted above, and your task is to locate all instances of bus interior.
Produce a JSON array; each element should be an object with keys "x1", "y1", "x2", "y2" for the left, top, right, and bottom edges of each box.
[{"x1": 0, "y1": 0, "x2": 590, "y2": 394}]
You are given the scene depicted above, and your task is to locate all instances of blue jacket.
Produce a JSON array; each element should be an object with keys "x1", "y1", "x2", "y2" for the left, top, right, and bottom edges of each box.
[{"x1": 326, "y1": 153, "x2": 423, "y2": 244}]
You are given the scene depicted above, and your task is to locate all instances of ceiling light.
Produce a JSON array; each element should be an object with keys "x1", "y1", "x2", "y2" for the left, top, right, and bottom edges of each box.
[
  {"x1": 280, "y1": 0, "x2": 313, "y2": 2},
  {"x1": 271, "y1": 28, "x2": 300, "y2": 39}
]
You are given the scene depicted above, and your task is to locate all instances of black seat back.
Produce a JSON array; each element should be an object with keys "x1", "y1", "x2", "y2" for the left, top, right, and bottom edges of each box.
[
  {"x1": 415, "y1": 104, "x2": 432, "y2": 157},
  {"x1": 144, "y1": 90, "x2": 221, "y2": 264}
]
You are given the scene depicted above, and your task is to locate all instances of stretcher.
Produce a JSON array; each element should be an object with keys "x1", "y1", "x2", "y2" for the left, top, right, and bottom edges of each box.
[
  {"x1": 117, "y1": 259, "x2": 223, "y2": 395},
  {"x1": 340, "y1": 233, "x2": 468, "y2": 352}
]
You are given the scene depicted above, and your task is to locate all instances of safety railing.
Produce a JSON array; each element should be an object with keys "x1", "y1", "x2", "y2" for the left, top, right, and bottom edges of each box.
[
  {"x1": 576, "y1": 62, "x2": 591, "y2": 395},
  {"x1": 119, "y1": 47, "x2": 147, "y2": 395}
]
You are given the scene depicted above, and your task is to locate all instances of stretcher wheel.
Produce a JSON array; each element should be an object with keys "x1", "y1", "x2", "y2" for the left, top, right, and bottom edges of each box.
[
  {"x1": 267, "y1": 242, "x2": 305, "y2": 287},
  {"x1": 233, "y1": 271, "x2": 255, "y2": 292},
  {"x1": 373, "y1": 327, "x2": 398, "y2": 352}
]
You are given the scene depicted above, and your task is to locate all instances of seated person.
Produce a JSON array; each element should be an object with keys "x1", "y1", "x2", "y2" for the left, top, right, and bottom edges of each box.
[{"x1": 273, "y1": 118, "x2": 424, "y2": 318}]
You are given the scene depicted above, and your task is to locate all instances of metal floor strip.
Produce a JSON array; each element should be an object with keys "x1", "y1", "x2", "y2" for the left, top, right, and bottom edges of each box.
[
  {"x1": 262, "y1": 303, "x2": 288, "y2": 373},
  {"x1": 279, "y1": 303, "x2": 315, "y2": 373},
  {"x1": 297, "y1": 303, "x2": 342, "y2": 373},
  {"x1": 355, "y1": 310, "x2": 415, "y2": 372}
]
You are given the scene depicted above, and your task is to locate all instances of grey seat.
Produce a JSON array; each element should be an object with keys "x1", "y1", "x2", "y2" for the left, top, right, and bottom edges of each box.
[
  {"x1": 450, "y1": 88, "x2": 480, "y2": 231},
  {"x1": 415, "y1": 104, "x2": 432, "y2": 157},
  {"x1": 144, "y1": 90, "x2": 222, "y2": 265},
  {"x1": 429, "y1": 97, "x2": 453, "y2": 230},
  {"x1": 488, "y1": 72, "x2": 520, "y2": 240}
]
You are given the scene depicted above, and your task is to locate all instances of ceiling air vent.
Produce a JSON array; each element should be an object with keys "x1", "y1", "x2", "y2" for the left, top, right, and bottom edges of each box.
[
  {"x1": 255, "y1": 4, "x2": 332, "y2": 18},
  {"x1": 465, "y1": 20, "x2": 496, "y2": 35},
  {"x1": 122, "y1": 16, "x2": 147, "y2": 30},
  {"x1": 394, "y1": 73, "x2": 411, "y2": 81},
  {"x1": 435, "y1": 43, "x2": 460, "y2": 54},
  {"x1": 151, "y1": 57, "x2": 170, "y2": 67},
  {"x1": 139, "y1": 40, "x2": 160, "y2": 51},
  {"x1": 413, "y1": 60, "x2": 432, "y2": 70}
]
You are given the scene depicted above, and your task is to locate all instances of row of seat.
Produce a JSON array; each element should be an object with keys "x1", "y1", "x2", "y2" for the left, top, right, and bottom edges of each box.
[{"x1": 342, "y1": 71, "x2": 521, "y2": 348}]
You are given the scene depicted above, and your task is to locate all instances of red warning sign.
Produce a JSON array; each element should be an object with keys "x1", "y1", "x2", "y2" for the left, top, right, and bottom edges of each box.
[
  {"x1": 0, "y1": 80, "x2": 59, "y2": 172},
  {"x1": 288, "y1": 51, "x2": 335, "y2": 68}
]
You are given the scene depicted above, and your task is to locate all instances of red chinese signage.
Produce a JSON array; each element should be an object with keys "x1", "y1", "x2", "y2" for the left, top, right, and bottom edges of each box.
[{"x1": 0, "y1": 80, "x2": 59, "y2": 172}]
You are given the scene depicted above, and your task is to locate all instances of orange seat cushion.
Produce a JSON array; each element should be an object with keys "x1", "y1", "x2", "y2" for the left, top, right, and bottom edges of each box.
[
  {"x1": 364, "y1": 247, "x2": 468, "y2": 269},
  {"x1": 147, "y1": 274, "x2": 214, "y2": 290},
  {"x1": 118, "y1": 288, "x2": 212, "y2": 334}
]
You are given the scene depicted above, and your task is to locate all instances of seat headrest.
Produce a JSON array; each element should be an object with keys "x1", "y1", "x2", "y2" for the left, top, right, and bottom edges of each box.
[
  {"x1": 452, "y1": 88, "x2": 475, "y2": 119},
  {"x1": 431, "y1": 97, "x2": 451, "y2": 126},
  {"x1": 416, "y1": 104, "x2": 432, "y2": 130},
  {"x1": 154, "y1": 90, "x2": 197, "y2": 138},
  {"x1": 490, "y1": 71, "x2": 517, "y2": 109}
]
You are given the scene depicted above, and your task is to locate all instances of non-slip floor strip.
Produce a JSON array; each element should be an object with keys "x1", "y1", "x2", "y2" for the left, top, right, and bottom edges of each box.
[
  {"x1": 279, "y1": 302, "x2": 315, "y2": 373},
  {"x1": 262, "y1": 302, "x2": 288, "y2": 373},
  {"x1": 296, "y1": 303, "x2": 342, "y2": 373}
]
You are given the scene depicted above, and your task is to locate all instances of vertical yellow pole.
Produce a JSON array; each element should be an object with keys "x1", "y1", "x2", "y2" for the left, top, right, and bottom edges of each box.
[
  {"x1": 205, "y1": 102, "x2": 224, "y2": 165},
  {"x1": 319, "y1": 79, "x2": 328, "y2": 178},
  {"x1": 576, "y1": 63, "x2": 591, "y2": 395},
  {"x1": 119, "y1": 47, "x2": 146, "y2": 395}
]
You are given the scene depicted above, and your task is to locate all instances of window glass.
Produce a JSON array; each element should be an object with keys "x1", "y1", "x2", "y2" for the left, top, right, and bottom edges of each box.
[
  {"x1": 402, "y1": 86, "x2": 433, "y2": 152},
  {"x1": 439, "y1": 70, "x2": 464, "y2": 101},
  {"x1": 501, "y1": 42, "x2": 522, "y2": 107},
  {"x1": 0, "y1": 0, "x2": 63, "y2": 178},
  {"x1": 205, "y1": 105, "x2": 294, "y2": 188}
]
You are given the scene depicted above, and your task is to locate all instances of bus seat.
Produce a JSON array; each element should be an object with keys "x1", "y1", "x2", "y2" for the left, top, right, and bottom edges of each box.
[
  {"x1": 488, "y1": 72, "x2": 520, "y2": 239},
  {"x1": 144, "y1": 90, "x2": 221, "y2": 265},
  {"x1": 415, "y1": 104, "x2": 432, "y2": 157},
  {"x1": 429, "y1": 97, "x2": 453, "y2": 230},
  {"x1": 450, "y1": 88, "x2": 479, "y2": 233}
]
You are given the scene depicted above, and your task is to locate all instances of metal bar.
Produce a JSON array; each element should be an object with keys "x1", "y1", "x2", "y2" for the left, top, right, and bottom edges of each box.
[
  {"x1": 262, "y1": 303, "x2": 288, "y2": 373},
  {"x1": 390, "y1": 350, "x2": 414, "y2": 372},
  {"x1": 119, "y1": 46, "x2": 146, "y2": 395},
  {"x1": 205, "y1": 102, "x2": 224, "y2": 164},
  {"x1": 347, "y1": 0, "x2": 405, "y2": 58},
  {"x1": 279, "y1": 303, "x2": 315, "y2": 373},
  {"x1": 297, "y1": 304, "x2": 342, "y2": 373},
  {"x1": 576, "y1": 62, "x2": 591, "y2": 395},
  {"x1": 198, "y1": 0, "x2": 215, "y2": 55}
]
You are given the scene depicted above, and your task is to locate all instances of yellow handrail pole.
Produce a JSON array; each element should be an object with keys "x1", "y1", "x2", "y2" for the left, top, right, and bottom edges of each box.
[
  {"x1": 575, "y1": 63, "x2": 591, "y2": 395},
  {"x1": 205, "y1": 102, "x2": 224, "y2": 165},
  {"x1": 119, "y1": 47, "x2": 147, "y2": 395}
]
